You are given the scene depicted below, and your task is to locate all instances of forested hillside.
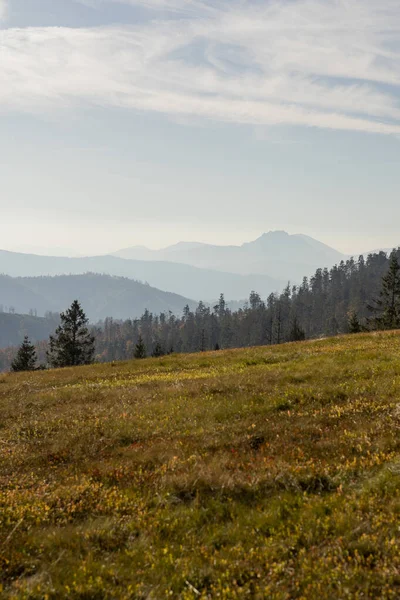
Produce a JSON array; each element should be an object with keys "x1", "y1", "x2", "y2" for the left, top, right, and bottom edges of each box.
[
  {"x1": 93, "y1": 251, "x2": 393, "y2": 361},
  {"x1": 0, "y1": 250, "x2": 395, "y2": 370},
  {"x1": 0, "y1": 312, "x2": 58, "y2": 348},
  {"x1": 0, "y1": 273, "x2": 195, "y2": 321}
]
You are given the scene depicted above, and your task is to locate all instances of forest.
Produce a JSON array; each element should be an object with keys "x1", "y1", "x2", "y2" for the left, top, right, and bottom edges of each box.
[
  {"x1": 93, "y1": 251, "x2": 392, "y2": 362},
  {"x1": 0, "y1": 249, "x2": 397, "y2": 371}
]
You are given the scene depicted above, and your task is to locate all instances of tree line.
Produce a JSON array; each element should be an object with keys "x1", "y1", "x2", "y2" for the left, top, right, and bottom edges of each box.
[
  {"x1": 94, "y1": 250, "x2": 400, "y2": 361},
  {"x1": 7, "y1": 249, "x2": 400, "y2": 372}
]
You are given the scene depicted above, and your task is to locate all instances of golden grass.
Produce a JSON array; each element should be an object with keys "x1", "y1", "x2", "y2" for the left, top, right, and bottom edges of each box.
[{"x1": 2, "y1": 332, "x2": 400, "y2": 598}]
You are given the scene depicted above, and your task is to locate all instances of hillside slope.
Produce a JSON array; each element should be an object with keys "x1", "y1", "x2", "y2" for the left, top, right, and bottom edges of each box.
[
  {"x1": 2, "y1": 333, "x2": 400, "y2": 598},
  {"x1": 0, "y1": 312, "x2": 58, "y2": 348},
  {"x1": 0, "y1": 273, "x2": 196, "y2": 322},
  {"x1": 0, "y1": 249, "x2": 282, "y2": 301}
]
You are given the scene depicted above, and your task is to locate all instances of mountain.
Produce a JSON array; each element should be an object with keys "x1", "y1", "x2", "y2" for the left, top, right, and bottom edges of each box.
[
  {"x1": 114, "y1": 231, "x2": 346, "y2": 281},
  {"x1": 362, "y1": 247, "x2": 395, "y2": 258},
  {"x1": 0, "y1": 312, "x2": 59, "y2": 348},
  {"x1": 0, "y1": 250, "x2": 282, "y2": 301},
  {"x1": 0, "y1": 273, "x2": 197, "y2": 323}
]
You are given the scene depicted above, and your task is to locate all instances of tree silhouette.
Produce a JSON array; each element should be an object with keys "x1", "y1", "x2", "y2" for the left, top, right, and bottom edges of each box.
[
  {"x1": 348, "y1": 312, "x2": 361, "y2": 334},
  {"x1": 134, "y1": 335, "x2": 146, "y2": 359},
  {"x1": 152, "y1": 341, "x2": 165, "y2": 358},
  {"x1": 289, "y1": 317, "x2": 306, "y2": 342},
  {"x1": 368, "y1": 252, "x2": 400, "y2": 330},
  {"x1": 11, "y1": 336, "x2": 37, "y2": 372},
  {"x1": 47, "y1": 300, "x2": 95, "y2": 368}
]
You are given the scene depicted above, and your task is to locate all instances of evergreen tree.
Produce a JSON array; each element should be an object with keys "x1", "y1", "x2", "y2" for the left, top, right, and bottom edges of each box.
[
  {"x1": 152, "y1": 341, "x2": 164, "y2": 358},
  {"x1": 47, "y1": 300, "x2": 95, "y2": 368},
  {"x1": 200, "y1": 328, "x2": 206, "y2": 352},
  {"x1": 289, "y1": 317, "x2": 306, "y2": 342},
  {"x1": 4, "y1": 246, "x2": 397, "y2": 374},
  {"x1": 11, "y1": 336, "x2": 37, "y2": 372},
  {"x1": 134, "y1": 335, "x2": 146, "y2": 359},
  {"x1": 348, "y1": 312, "x2": 361, "y2": 334},
  {"x1": 368, "y1": 252, "x2": 400, "y2": 330},
  {"x1": 218, "y1": 293, "x2": 226, "y2": 316}
]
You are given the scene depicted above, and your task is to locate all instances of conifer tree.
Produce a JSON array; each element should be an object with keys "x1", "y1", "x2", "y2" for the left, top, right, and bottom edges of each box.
[
  {"x1": 134, "y1": 335, "x2": 146, "y2": 359},
  {"x1": 11, "y1": 336, "x2": 37, "y2": 372},
  {"x1": 200, "y1": 328, "x2": 206, "y2": 352},
  {"x1": 289, "y1": 317, "x2": 306, "y2": 342},
  {"x1": 348, "y1": 312, "x2": 361, "y2": 334},
  {"x1": 368, "y1": 252, "x2": 400, "y2": 330},
  {"x1": 152, "y1": 341, "x2": 164, "y2": 358},
  {"x1": 47, "y1": 300, "x2": 95, "y2": 368}
]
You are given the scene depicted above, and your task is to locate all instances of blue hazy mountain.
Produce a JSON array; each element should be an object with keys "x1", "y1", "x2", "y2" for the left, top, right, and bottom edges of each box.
[
  {"x1": 0, "y1": 273, "x2": 196, "y2": 322},
  {"x1": 114, "y1": 231, "x2": 345, "y2": 282},
  {"x1": 0, "y1": 249, "x2": 283, "y2": 301}
]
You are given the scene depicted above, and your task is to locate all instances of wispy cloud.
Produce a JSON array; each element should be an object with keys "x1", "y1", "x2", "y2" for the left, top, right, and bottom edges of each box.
[
  {"x1": 0, "y1": 0, "x2": 7, "y2": 21},
  {"x1": 85, "y1": 0, "x2": 219, "y2": 14},
  {"x1": 1, "y1": 0, "x2": 400, "y2": 134}
]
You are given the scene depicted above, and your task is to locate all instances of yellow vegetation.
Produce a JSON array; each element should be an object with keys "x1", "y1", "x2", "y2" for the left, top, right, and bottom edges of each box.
[{"x1": 2, "y1": 332, "x2": 400, "y2": 598}]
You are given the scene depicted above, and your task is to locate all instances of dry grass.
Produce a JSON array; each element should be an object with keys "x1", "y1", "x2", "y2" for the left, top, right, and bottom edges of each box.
[{"x1": 2, "y1": 332, "x2": 400, "y2": 598}]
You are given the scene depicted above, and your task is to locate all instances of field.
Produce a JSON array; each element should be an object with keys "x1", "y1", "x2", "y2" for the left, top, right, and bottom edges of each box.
[{"x1": 2, "y1": 333, "x2": 400, "y2": 599}]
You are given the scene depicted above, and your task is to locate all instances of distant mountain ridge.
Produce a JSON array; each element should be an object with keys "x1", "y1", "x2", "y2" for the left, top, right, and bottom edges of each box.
[
  {"x1": 0, "y1": 312, "x2": 58, "y2": 349},
  {"x1": 0, "y1": 249, "x2": 283, "y2": 301},
  {"x1": 0, "y1": 273, "x2": 196, "y2": 323},
  {"x1": 113, "y1": 231, "x2": 346, "y2": 281}
]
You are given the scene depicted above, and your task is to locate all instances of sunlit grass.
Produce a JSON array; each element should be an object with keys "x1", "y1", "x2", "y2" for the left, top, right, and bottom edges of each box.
[{"x1": 2, "y1": 332, "x2": 400, "y2": 598}]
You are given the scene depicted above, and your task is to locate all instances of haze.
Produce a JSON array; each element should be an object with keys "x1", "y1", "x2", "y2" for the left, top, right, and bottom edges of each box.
[{"x1": 1, "y1": 0, "x2": 400, "y2": 255}]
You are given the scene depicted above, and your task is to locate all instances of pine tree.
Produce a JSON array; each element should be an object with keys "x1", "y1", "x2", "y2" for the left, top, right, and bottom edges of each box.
[
  {"x1": 152, "y1": 341, "x2": 164, "y2": 358},
  {"x1": 289, "y1": 317, "x2": 306, "y2": 342},
  {"x1": 47, "y1": 300, "x2": 95, "y2": 368},
  {"x1": 368, "y1": 252, "x2": 400, "y2": 330},
  {"x1": 134, "y1": 335, "x2": 146, "y2": 359},
  {"x1": 218, "y1": 293, "x2": 226, "y2": 316},
  {"x1": 200, "y1": 328, "x2": 206, "y2": 352},
  {"x1": 11, "y1": 336, "x2": 37, "y2": 372},
  {"x1": 348, "y1": 312, "x2": 361, "y2": 334}
]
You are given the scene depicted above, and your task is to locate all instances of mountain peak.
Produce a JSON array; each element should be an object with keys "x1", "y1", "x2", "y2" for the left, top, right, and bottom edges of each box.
[
  {"x1": 243, "y1": 231, "x2": 290, "y2": 248},
  {"x1": 259, "y1": 230, "x2": 289, "y2": 239}
]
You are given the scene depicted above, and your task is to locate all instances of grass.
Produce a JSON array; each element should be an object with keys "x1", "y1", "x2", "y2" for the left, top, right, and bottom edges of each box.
[{"x1": 2, "y1": 332, "x2": 400, "y2": 598}]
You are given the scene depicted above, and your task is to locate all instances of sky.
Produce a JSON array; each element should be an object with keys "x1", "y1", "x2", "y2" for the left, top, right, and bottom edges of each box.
[{"x1": 1, "y1": 0, "x2": 400, "y2": 256}]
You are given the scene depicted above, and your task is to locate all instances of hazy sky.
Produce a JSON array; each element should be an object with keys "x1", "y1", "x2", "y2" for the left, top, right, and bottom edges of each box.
[{"x1": 1, "y1": 0, "x2": 400, "y2": 255}]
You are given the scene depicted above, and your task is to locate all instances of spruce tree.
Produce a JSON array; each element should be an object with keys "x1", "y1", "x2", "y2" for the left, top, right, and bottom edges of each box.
[
  {"x1": 152, "y1": 341, "x2": 164, "y2": 358},
  {"x1": 134, "y1": 335, "x2": 146, "y2": 359},
  {"x1": 368, "y1": 252, "x2": 400, "y2": 330},
  {"x1": 47, "y1": 300, "x2": 95, "y2": 368},
  {"x1": 348, "y1": 312, "x2": 361, "y2": 334},
  {"x1": 289, "y1": 317, "x2": 306, "y2": 342},
  {"x1": 200, "y1": 328, "x2": 206, "y2": 352},
  {"x1": 11, "y1": 336, "x2": 37, "y2": 372}
]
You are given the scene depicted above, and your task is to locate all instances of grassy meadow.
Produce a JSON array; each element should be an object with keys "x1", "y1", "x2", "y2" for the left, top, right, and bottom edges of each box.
[{"x1": 2, "y1": 332, "x2": 400, "y2": 598}]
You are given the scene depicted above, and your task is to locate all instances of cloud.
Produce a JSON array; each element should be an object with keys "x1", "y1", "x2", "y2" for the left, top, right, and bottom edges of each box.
[
  {"x1": 0, "y1": 0, "x2": 7, "y2": 21},
  {"x1": 84, "y1": 0, "x2": 219, "y2": 14},
  {"x1": 1, "y1": 0, "x2": 400, "y2": 134}
]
